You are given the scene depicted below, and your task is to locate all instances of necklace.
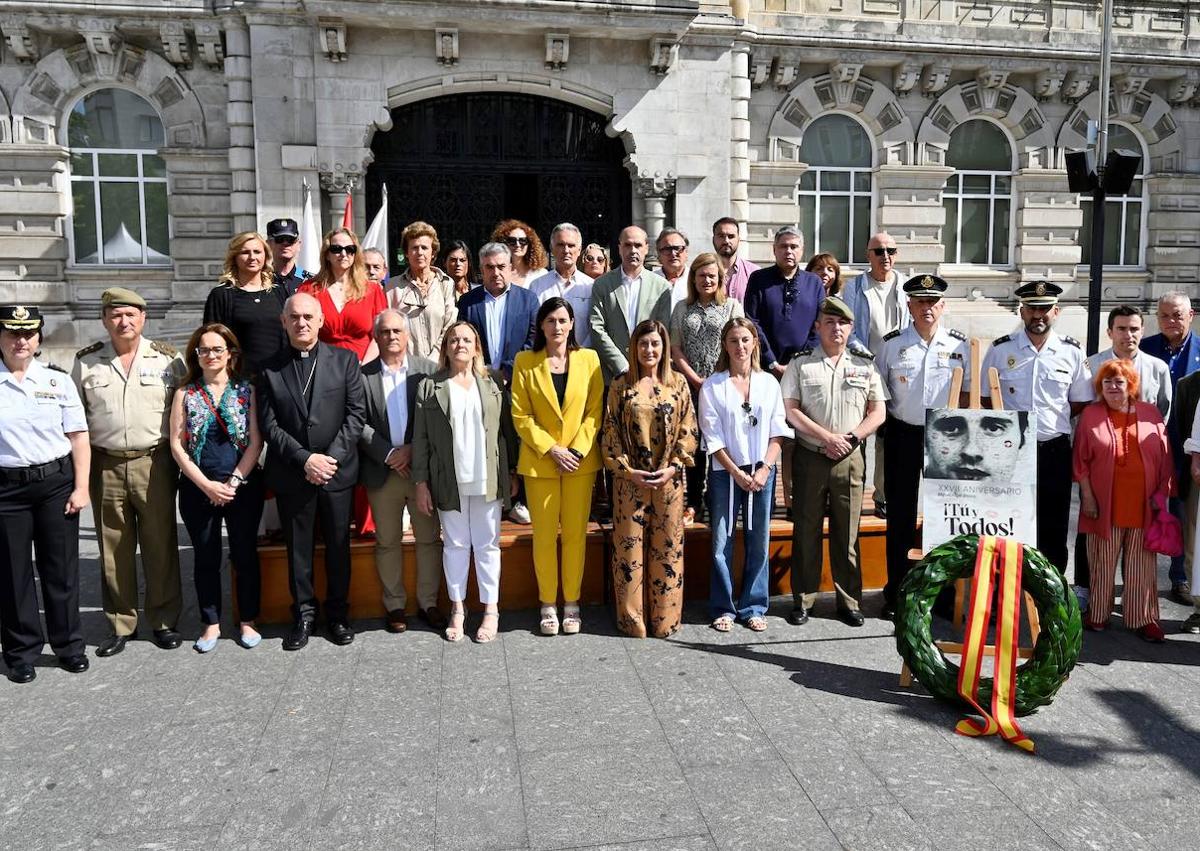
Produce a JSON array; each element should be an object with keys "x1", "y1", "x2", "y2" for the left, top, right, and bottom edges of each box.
[
  {"x1": 1114, "y1": 404, "x2": 1131, "y2": 467},
  {"x1": 293, "y1": 349, "x2": 317, "y2": 397}
]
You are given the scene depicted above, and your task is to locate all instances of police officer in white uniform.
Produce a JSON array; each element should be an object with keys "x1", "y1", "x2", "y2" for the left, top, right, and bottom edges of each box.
[
  {"x1": 980, "y1": 281, "x2": 1093, "y2": 573},
  {"x1": 0, "y1": 305, "x2": 91, "y2": 684},
  {"x1": 875, "y1": 274, "x2": 970, "y2": 619}
]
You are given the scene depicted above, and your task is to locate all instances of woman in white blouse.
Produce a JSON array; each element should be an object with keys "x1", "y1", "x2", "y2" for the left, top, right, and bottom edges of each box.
[
  {"x1": 698, "y1": 317, "x2": 790, "y2": 632},
  {"x1": 413, "y1": 321, "x2": 516, "y2": 643}
]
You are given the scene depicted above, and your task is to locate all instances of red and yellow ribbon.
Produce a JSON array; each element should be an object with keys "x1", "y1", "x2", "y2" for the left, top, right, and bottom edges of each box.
[{"x1": 954, "y1": 536, "x2": 1034, "y2": 753}]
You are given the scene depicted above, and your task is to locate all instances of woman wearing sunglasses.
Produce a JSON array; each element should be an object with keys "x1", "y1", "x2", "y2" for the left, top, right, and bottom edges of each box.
[
  {"x1": 698, "y1": 318, "x2": 789, "y2": 632},
  {"x1": 489, "y1": 219, "x2": 548, "y2": 288},
  {"x1": 168, "y1": 323, "x2": 265, "y2": 652},
  {"x1": 299, "y1": 228, "x2": 387, "y2": 365}
]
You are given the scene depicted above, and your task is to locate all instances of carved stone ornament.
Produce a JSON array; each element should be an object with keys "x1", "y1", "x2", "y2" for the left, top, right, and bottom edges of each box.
[
  {"x1": 1167, "y1": 71, "x2": 1200, "y2": 105},
  {"x1": 194, "y1": 22, "x2": 224, "y2": 69},
  {"x1": 545, "y1": 33, "x2": 569, "y2": 71},
  {"x1": 976, "y1": 68, "x2": 1009, "y2": 90},
  {"x1": 319, "y1": 169, "x2": 361, "y2": 195},
  {"x1": 649, "y1": 38, "x2": 677, "y2": 76},
  {"x1": 893, "y1": 58, "x2": 922, "y2": 94},
  {"x1": 920, "y1": 62, "x2": 952, "y2": 96},
  {"x1": 1061, "y1": 69, "x2": 1093, "y2": 101},
  {"x1": 78, "y1": 17, "x2": 119, "y2": 56},
  {"x1": 435, "y1": 28, "x2": 459, "y2": 66},
  {"x1": 634, "y1": 173, "x2": 677, "y2": 198},
  {"x1": 749, "y1": 57, "x2": 771, "y2": 89},
  {"x1": 1, "y1": 16, "x2": 38, "y2": 62},
  {"x1": 160, "y1": 21, "x2": 190, "y2": 67},
  {"x1": 318, "y1": 18, "x2": 347, "y2": 63},
  {"x1": 774, "y1": 60, "x2": 799, "y2": 91},
  {"x1": 1033, "y1": 65, "x2": 1066, "y2": 101},
  {"x1": 829, "y1": 60, "x2": 863, "y2": 85}
]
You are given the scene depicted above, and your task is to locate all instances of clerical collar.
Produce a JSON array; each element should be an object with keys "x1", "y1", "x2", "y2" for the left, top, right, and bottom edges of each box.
[{"x1": 293, "y1": 344, "x2": 318, "y2": 359}]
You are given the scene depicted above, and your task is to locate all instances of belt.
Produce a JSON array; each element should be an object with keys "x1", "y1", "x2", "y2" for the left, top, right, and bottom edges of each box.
[
  {"x1": 1037, "y1": 434, "x2": 1070, "y2": 446},
  {"x1": 95, "y1": 444, "x2": 164, "y2": 460},
  {"x1": 0, "y1": 455, "x2": 70, "y2": 486}
]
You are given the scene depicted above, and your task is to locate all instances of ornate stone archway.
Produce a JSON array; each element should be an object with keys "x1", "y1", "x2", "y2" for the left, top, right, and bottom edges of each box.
[
  {"x1": 915, "y1": 80, "x2": 1055, "y2": 169},
  {"x1": 1056, "y1": 89, "x2": 1182, "y2": 172}
]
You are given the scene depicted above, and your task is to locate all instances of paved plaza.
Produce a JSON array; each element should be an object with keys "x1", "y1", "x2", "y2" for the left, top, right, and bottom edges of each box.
[{"x1": 1, "y1": 510, "x2": 1199, "y2": 851}]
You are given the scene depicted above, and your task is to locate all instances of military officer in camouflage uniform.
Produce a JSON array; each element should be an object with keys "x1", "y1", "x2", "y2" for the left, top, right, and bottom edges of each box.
[
  {"x1": 71, "y1": 287, "x2": 187, "y2": 656},
  {"x1": 781, "y1": 296, "x2": 886, "y2": 628}
]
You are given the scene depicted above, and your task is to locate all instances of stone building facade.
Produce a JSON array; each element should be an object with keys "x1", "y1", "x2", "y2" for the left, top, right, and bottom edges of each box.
[{"x1": 1, "y1": 1, "x2": 1198, "y2": 363}]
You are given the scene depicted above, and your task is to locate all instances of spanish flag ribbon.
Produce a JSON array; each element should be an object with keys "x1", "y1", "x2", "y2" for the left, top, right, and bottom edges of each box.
[{"x1": 954, "y1": 536, "x2": 1034, "y2": 753}]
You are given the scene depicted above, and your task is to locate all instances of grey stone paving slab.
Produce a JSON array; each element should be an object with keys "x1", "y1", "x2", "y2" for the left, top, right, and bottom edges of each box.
[
  {"x1": 435, "y1": 738, "x2": 527, "y2": 851},
  {"x1": 88, "y1": 825, "x2": 222, "y2": 850},
  {"x1": 820, "y1": 804, "x2": 933, "y2": 851},
  {"x1": 520, "y1": 741, "x2": 707, "y2": 850},
  {"x1": 558, "y1": 837, "x2": 717, "y2": 851}
]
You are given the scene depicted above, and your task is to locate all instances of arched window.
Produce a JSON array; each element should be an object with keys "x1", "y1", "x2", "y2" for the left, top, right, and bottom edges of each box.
[
  {"x1": 796, "y1": 114, "x2": 873, "y2": 265},
  {"x1": 1080, "y1": 123, "x2": 1147, "y2": 268},
  {"x1": 942, "y1": 120, "x2": 1013, "y2": 266},
  {"x1": 68, "y1": 89, "x2": 169, "y2": 266}
]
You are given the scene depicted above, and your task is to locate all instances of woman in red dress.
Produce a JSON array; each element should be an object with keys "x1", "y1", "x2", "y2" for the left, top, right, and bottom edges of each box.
[{"x1": 300, "y1": 227, "x2": 387, "y2": 535}]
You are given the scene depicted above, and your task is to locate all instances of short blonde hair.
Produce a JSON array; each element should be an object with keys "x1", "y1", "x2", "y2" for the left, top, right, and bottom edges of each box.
[
  {"x1": 401, "y1": 220, "x2": 440, "y2": 258},
  {"x1": 219, "y1": 232, "x2": 274, "y2": 290},
  {"x1": 438, "y1": 321, "x2": 488, "y2": 377}
]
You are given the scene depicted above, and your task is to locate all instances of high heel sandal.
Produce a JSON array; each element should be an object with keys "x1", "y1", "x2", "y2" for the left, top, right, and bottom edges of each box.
[
  {"x1": 475, "y1": 611, "x2": 499, "y2": 643},
  {"x1": 445, "y1": 608, "x2": 466, "y2": 643},
  {"x1": 539, "y1": 605, "x2": 560, "y2": 636},
  {"x1": 561, "y1": 604, "x2": 581, "y2": 635}
]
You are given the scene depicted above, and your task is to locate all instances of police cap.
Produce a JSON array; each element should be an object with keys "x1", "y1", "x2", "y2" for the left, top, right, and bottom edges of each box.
[
  {"x1": 266, "y1": 218, "x2": 300, "y2": 240},
  {"x1": 1015, "y1": 280, "x2": 1062, "y2": 307},
  {"x1": 0, "y1": 304, "x2": 43, "y2": 332},
  {"x1": 902, "y1": 274, "x2": 948, "y2": 300}
]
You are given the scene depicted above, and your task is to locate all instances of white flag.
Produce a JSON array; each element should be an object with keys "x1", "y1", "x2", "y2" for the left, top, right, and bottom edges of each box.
[
  {"x1": 299, "y1": 179, "x2": 321, "y2": 275},
  {"x1": 362, "y1": 184, "x2": 388, "y2": 259}
]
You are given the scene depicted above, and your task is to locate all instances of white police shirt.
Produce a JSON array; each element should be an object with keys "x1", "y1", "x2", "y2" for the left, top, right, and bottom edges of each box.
[
  {"x1": 980, "y1": 329, "x2": 1093, "y2": 441},
  {"x1": 0, "y1": 359, "x2": 87, "y2": 467},
  {"x1": 877, "y1": 324, "x2": 971, "y2": 427}
]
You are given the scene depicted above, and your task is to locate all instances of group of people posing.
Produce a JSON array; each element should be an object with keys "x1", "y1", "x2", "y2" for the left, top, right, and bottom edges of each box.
[{"x1": 1, "y1": 215, "x2": 1196, "y2": 684}]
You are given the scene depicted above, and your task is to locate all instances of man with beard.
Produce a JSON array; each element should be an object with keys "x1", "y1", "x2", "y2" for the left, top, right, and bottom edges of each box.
[
  {"x1": 981, "y1": 281, "x2": 1093, "y2": 575},
  {"x1": 711, "y1": 217, "x2": 759, "y2": 303}
]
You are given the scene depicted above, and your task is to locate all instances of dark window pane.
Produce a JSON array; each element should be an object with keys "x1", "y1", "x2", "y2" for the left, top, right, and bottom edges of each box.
[
  {"x1": 854, "y1": 172, "x2": 871, "y2": 192},
  {"x1": 963, "y1": 174, "x2": 991, "y2": 195},
  {"x1": 798, "y1": 196, "x2": 815, "y2": 245},
  {"x1": 822, "y1": 171, "x2": 851, "y2": 192},
  {"x1": 799, "y1": 114, "x2": 872, "y2": 168},
  {"x1": 145, "y1": 183, "x2": 170, "y2": 261},
  {"x1": 99, "y1": 153, "x2": 138, "y2": 177},
  {"x1": 946, "y1": 120, "x2": 1012, "y2": 171},
  {"x1": 995, "y1": 175, "x2": 1011, "y2": 194},
  {"x1": 68, "y1": 89, "x2": 165, "y2": 150},
  {"x1": 852, "y1": 196, "x2": 871, "y2": 265},
  {"x1": 943, "y1": 200, "x2": 958, "y2": 262},
  {"x1": 72, "y1": 182, "x2": 98, "y2": 264},
  {"x1": 99, "y1": 182, "x2": 143, "y2": 264},
  {"x1": 1124, "y1": 202, "x2": 1141, "y2": 265},
  {"x1": 959, "y1": 199, "x2": 990, "y2": 264},
  {"x1": 1102, "y1": 200, "x2": 1123, "y2": 265},
  {"x1": 820, "y1": 195, "x2": 850, "y2": 263},
  {"x1": 993, "y1": 199, "x2": 1010, "y2": 265},
  {"x1": 143, "y1": 155, "x2": 167, "y2": 179},
  {"x1": 70, "y1": 153, "x2": 93, "y2": 177},
  {"x1": 799, "y1": 171, "x2": 816, "y2": 191}
]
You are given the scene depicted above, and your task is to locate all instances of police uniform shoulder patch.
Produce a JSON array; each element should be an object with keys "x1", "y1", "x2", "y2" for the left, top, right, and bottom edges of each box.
[
  {"x1": 849, "y1": 343, "x2": 875, "y2": 361},
  {"x1": 948, "y1": 329, "x2": 967, "y2": 341},
  {"x1": 882, "y1": 329, "x2": 902, "y2": 342},
  {"x1": 796, "y1": 347, "x2": 814, "y2": 358},
  {"x1": 1062, "y1": 335, "x2": 1081, "y2": 348},
  {"x1": 150, "y1": 340, "x2": 178, "y2": 357},
  {"x1": 75, "y1": 341, "x2": 104, "y2": 358},
  {"x1": 44, "y1": 362, "x2": 68, "y2": 373},
  {"x1": 992, "y1": 334, "x2": 1011, "y2": 346}
]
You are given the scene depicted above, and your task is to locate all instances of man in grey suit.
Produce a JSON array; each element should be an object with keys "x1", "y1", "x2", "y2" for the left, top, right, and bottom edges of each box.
[
  {"x1": 589, "y1": 225, "x2": 673, "y2": 383},
  {"x1": 359, "y1": 309, "x2": 445, "y2": 634}
]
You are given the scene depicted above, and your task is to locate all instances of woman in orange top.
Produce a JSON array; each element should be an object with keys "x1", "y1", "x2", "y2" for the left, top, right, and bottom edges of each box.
[
  {"x1": 299, "y1": 228, "x2": 387, "y2": 363},
  {"x1": 1073, "y1": 358, "x2": 1174, "y2": 641}
]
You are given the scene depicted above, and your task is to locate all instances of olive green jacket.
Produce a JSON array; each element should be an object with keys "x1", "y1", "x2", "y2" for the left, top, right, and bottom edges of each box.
[{"x1": 411, "y1": 368, "x2": 516, "y2": 512}]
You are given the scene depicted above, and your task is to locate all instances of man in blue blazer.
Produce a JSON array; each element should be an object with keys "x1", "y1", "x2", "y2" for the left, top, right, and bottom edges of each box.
[
  {"x1": 1141, "y1": 291, "x2": 1200, "y2": 603},
  {"x1": 457, "y1": 242, "x2": 539, "y2": 384}
]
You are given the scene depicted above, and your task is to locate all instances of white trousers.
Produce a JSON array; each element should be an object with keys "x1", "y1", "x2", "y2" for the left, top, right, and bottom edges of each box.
[{"x1": 439, "y1": 495, "x2": 502, "y2": 605}]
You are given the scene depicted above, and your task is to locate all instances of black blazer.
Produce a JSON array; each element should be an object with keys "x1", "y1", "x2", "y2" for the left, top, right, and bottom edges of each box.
[
  {"x1": 1171, "y1": 371, "x2": 1200, "y2": 500},
  {"x1": 358, "y1": 353, "x2": 438, "y2": 489},
  {"x1": 258, "y1": 342, "x2": 366, "y2": 493}
]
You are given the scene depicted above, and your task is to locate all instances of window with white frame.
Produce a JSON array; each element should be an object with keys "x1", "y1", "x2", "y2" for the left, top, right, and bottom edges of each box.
[
  {"x1": 942, "y1": 120, "x2": 1013, "y2": 266},
  {"x1": 68, "y1": 89, "x2": 169, "y2": 266},
  {"x1": 1079, "y1": 123, "x2": 1147, "y2": 268},
  {"x1": 796, "y1": 114, "x2": 873, "y2": 265}
]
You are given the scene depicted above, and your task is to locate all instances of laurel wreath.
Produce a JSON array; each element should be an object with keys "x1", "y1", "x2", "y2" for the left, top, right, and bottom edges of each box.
[{"x1": 894, "y1": 534, "x2": 1083, "y2": 717}]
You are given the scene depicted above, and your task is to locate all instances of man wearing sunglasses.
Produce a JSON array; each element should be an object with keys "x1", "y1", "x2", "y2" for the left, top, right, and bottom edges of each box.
[
  {"x1": 841, "y1": 232, "x2": 909, "y2": 519},
  {"x1": 266, "y1": 218, "x2": 310, "y2": 296},
  {"x1": 655, "y1": 227, "x2": 690, "y2": 309}
]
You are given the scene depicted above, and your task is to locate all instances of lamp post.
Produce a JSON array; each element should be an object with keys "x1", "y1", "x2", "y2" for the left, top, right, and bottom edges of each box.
[{"x1": 1085, "y1": 0, "x2": 1115, "y2": 356}]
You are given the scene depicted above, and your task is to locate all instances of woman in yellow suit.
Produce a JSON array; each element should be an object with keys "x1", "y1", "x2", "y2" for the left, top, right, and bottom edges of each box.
[{"x1": 510, "y1": 296, "x2": 604, "y2": 636}]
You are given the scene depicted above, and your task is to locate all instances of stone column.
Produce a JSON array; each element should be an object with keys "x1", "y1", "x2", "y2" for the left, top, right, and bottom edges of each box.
[
  {"x1": 320, "y1": 170, "x2": 360, "y2": 232},
  {"x1": 729, "y1": 45, "x2": 752, "y2": 226},
  {"x1": 634, "y1": 175, "x2": 676, "y2": 265},
  {"x1": 223, "y1": 14, "x2": 257, "y2": 234}
]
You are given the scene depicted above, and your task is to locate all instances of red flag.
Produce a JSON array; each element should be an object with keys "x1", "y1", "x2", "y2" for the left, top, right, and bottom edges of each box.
[{"x1": 341, "y1": 194, "x2": 353, "y2": 230}]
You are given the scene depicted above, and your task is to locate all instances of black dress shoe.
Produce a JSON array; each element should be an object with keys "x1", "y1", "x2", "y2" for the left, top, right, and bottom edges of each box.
[
  {"x1": 787, "y1": 606, "x2": 809, "y2": 626},
  {"x1": 327, "y1": 620, "x2": 355, "y2": 646},
  {"x1": 880, "y1": 603, "x2": 896, "y2": 621},
  {"x1": 283, "y1": 619, "x2": 314, "y2": 651},
  {"x1": 59, "y1": 654, "x2": 89, "y2": 674},
  {"x1": 96, "y1": 633, "x2": 133, "y2": 657},
  {"x1": 838, "y1": 608, "x2": 866, "y2": 627},
  {"x1": 152, "y1": 628, "x2": 182, "y2": 650},
  {"x1": 6, "y1": 663, "x2": 35, "y2": 684},
  {"x1": 418, "y1": 606, "x2": 448, "y2": 631}
]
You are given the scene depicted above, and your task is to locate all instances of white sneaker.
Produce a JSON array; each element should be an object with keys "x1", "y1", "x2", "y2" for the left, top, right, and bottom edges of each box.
[
  {"x1": 509, "y1": 502, "x2": 532, "y2": 524},
  {"x1": 1073, "y1": 585, "x2": 1090, "y2": 614}
]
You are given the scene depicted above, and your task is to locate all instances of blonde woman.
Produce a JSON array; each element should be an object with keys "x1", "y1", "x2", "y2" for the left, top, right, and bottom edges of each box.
[
  {"x1": 299, "y1": 228, "x2": 386, "y2": 364},
  {"x1": 490, "y1": 218, "x2": 548, "y2": 288},
  {"x1": 601, "y1": 319, "x2": 699, "y2": 638},
  {"x1": 581, "y1": 243, "x2": 610, "y2": 279},
  {"x1": 388, "y1": 221, "x2": 458, "y2": 360},
  {"x1": 413, "y1": 322, "x2": 517, "y2": 643},
  {"x1": 203, "y1": 232, "x2": 287, "y2": 376}
]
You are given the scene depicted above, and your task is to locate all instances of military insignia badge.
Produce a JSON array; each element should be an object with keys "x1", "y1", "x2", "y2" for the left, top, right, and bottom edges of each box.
[{"x1": 12, "y1": 306, "x2": 29, "y2": 320}]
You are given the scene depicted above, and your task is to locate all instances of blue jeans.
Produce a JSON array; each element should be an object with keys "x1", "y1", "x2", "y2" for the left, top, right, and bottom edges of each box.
[{"x1": 707, "y1": 465, "x2": 773, "y2": 621}]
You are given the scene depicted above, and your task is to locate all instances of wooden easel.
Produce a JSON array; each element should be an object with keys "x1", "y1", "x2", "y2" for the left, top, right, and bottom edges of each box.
[{"x1": 898, "y1": 338, "x2": 1041, "y2": 688}]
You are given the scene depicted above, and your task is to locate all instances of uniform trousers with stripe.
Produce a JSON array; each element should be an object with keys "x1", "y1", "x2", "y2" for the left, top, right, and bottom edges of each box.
[
  {"x1": 1085, "y1": 526, "x2": 1159, "y2": 628},
  {"x1": 0, "y1": 458, "x2": 85, "y2": 668}
]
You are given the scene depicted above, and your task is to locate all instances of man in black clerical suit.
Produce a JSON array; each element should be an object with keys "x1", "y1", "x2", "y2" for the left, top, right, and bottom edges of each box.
[{"x1": 259, "y1": 292, "x2": 366, "y2": 650}]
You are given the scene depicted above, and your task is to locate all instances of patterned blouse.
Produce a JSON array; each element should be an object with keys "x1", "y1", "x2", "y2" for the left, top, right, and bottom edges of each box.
[
  {"x1": 601, "y1": 372, "x2": 699, "y2": 475},
  {"x1": 182, "y1": 380, "x2": 252, "y2": 464},
  {"x1": 386, "y1": 267, "x2": 458, "y2": 361},
  {"x1": 669, "y1": 297, "x2": 744, "y2": 381}
]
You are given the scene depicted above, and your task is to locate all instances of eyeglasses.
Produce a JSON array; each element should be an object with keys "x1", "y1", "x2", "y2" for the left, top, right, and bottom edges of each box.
[
  {"x1": 196, "y1": 346, "x2": 228, "y2": 357},
  {"x1": 1101, "y1": 379, "x2": 1128, "y2": 387},
  {"x1": 870, "y1": 247, "x2": 898, "y2": 257},
  {"x1": 658, "y1": 244, "x2": 687, "y2": 255},
  {"x1": 327, "y1": 245, "x2": 357, "y2": 256},
  {"x1": 504, "y1": 237, "x2": 529, "y2": 247},
  {"x1": 271, "y1": 236, "x2": 297, "y2": 246},
  {"x1": 741, "y1": 401, "x2": 758, "y2": 428}
]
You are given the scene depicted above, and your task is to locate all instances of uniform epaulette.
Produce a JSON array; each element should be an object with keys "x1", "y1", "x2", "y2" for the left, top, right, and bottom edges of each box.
[
  {"x1": 948, "y1": 328, "x2": 967, "y2": 341},
  {"x1": 882, "y1": 329, "x2": 902, "y2": 342},
  {"x1": 796, "y1": 346, "x2": 814, "y2": 357},
  {"x1": 1062, "y1": 335, "x2": 1081, "y2": 348},
  {"x1": 992, "y1": 334, "x2": 1011, "y2": 346},
  {"x1": 849, "y1": 343, "x2": 875, "y2": 361},
  {"x1": 75, "y1": 341, "x2": 103, "y2": 358},
  {"x1": 150, "y1": 340, "x2": 178, "y2": 357},
  {"x1": 45, "y1": 362, "x2": 68, "y2": 373}
]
